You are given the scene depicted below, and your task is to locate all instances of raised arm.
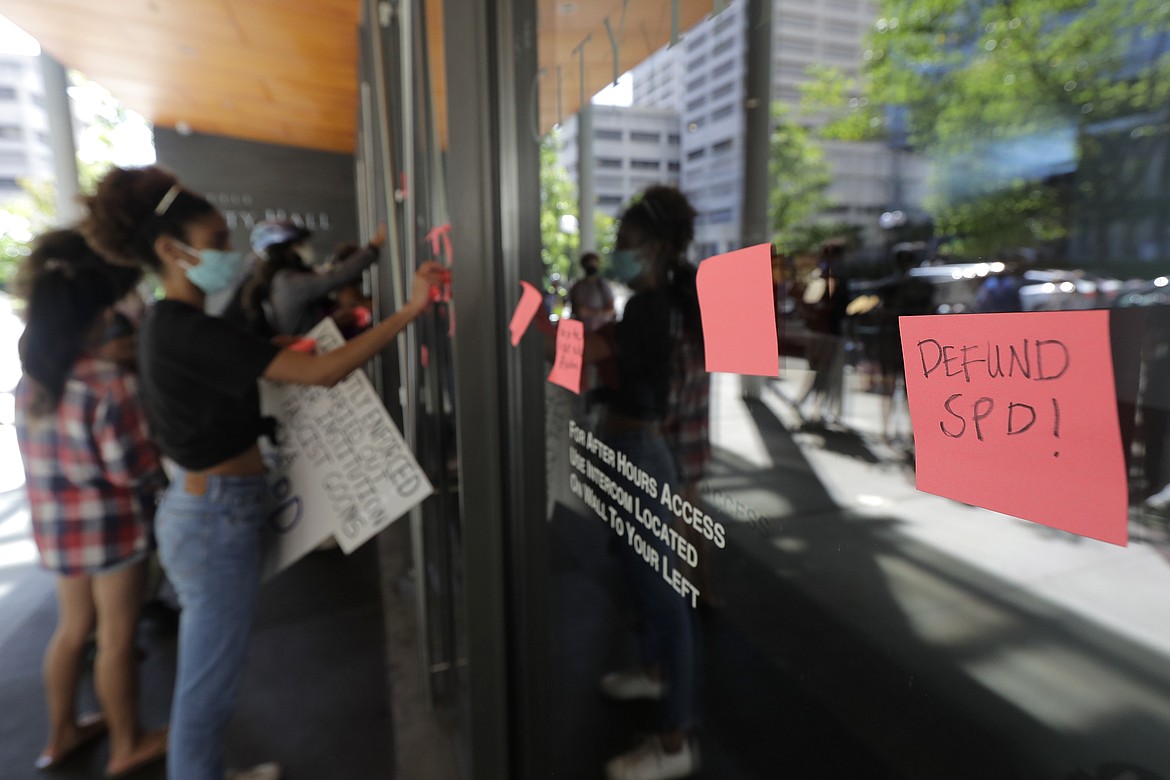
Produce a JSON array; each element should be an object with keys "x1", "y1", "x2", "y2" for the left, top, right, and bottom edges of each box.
[{"x1": 264, "y1": 260, "x2": 447, "y2": 387}]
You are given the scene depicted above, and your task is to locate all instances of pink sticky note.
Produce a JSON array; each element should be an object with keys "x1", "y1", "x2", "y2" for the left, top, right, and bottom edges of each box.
[
  {"x1": 696, "y1": 244, "x2": 780, "y2": 376},
  {"x1": 548, "y1": 318, "x2": 585, "y2": 394},
  {"x1": 509, "y1": 281, "x2": 543, "y2": 347},
  {"x1": 900, "y1": 310, "x2": 1127, "y2": 545}
]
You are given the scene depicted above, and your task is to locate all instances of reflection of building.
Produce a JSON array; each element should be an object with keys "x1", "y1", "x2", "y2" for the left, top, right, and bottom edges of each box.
[
  {"x1": 631, "y1": 0, "x2": 930, "y2": 255},
  {"x1": 0, "y1": 54, "x2": 51, "y2": 202},
  {"x1": 556, "y1": 105, "x2": 681, "y2": 217}
]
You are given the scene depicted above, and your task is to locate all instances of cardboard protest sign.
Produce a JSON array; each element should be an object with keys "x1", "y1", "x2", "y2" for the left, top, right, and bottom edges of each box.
[
  {"x1": 509, "y1": 281, "x2": 543, "y2": 346},
  {"x1": 548, "y1": 317, "x2": 585, "y2": 394},
  {"x1": 261, "y1": 318, "x2": 434, "y2": 578},
  {"x1": 899, "y1": 310, "x2": 1127, "y2": 545},
  {"x1": 696, "y1": 244, "x2": 779, "y2": 377}
]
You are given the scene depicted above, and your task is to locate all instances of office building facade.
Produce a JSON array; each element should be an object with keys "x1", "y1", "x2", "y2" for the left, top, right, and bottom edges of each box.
[
  {"x1": 632, "y1": 0, "x2": 930, "y2": 254},
  {"x1": 556, "y1": 104, "x2": 682, "y2": 217},
  {"x1": 0, "y1": 54, "x2": 50, "y2": 203}
]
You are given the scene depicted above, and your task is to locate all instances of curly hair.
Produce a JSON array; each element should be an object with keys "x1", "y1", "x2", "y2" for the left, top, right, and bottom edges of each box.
[
  {"x1": 18, "y1": 260, "x2": 118, "y2": 417},
  {"x1": 620, "y1": 186, "x2": 702, "y2": 339},
  {"x1": 619, "y1": 185, "x2": 698, "y2": 259},
  {"x1": 11, "y1": 228, "x2": 141, "y2": 305},
  {"x1": 80, "y1": 165, "x2": 216, "y2": 270},
  {"x1": 237, "y1": 242, "x2": 309, "y2": 333}
]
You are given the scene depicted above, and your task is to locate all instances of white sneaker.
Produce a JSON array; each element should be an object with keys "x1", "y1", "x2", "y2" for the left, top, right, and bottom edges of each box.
[
  {"x1": 225, "y1": 763, "x2": 281, "y2": 780},
  {"x1": 605, "y1": 736, "x2": 698, "y2": 780},
  {"x1": 600, "y1": 669, "x2": 665, "y2": 701},
  {"x1": 1146, "y1": 483, "x2": 1170, "y2": 513}
]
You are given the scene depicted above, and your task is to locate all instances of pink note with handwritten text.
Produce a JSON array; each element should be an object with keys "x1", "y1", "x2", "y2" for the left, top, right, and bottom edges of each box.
[
  {"x1": 900, "y1": 310, "x2": 1127, "y2": 545},
  {"x1": 548, "y1": 318, "x2": 585, "y2": 394},
  {"x1": 509, "y1": 281, "x2": 543, "y2": 347},
  {"x1": 696, "y1": 244, "x2": 779, "y2": 377}
]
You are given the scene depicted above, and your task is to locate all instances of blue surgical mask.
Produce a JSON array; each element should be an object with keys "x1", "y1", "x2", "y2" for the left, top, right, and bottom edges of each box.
[
  {"x1": 609, "y1": 248, "x2": 644, "y2": 284},
  {"x1": 177, "y1": 242, "x2": 245, "y2": 295}
]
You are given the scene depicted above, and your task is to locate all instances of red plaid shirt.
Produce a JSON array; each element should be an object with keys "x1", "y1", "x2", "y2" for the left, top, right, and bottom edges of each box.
[
  {"x1": 16, "y1": 356, "x2": 164, "y2": 576},
  {"x1": 662, "y1": 331, "x2": 711, "y2": 485}
]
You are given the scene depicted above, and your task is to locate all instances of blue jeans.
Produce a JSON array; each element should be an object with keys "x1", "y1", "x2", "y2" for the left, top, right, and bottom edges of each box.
[
  {"x1": 606, "y1": 429, "x2": 699, "y2": 732},
  {"x1": 156, "y1": 470, "x2": 269, "y2": 780}
]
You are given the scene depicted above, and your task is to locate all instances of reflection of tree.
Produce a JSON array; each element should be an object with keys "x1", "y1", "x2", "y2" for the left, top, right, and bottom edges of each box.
[
  {"x1": 806, "y1": 0, "x2": 1170, "y2": 262},
  {"x1": 540, "y1": 132, "x2": 578, "y2": 287},
  {"x1": 540, "y1": 132, "x2": 617, "y2": 288},
  {"x1": 768, "y1": 103, "x2": 837, "y2": 253}
]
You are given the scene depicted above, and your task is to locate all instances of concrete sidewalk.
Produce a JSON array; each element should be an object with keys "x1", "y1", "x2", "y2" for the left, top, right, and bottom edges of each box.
[
  {"x1": 0, "y1": 481, "x2": 396, "y2": 780},
  {"x1": 704, "y1": 365, "x2": 1170, "y2": 777}
]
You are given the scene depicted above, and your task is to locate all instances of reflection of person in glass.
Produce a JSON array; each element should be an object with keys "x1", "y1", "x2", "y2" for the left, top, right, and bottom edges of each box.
[
  {"x1": 568, "y1": 251, "x2": 616, "y2": 332},
  {"x1": 593, "y1": 187, "x2": 703, "y2": 780},
  {"x1": 874, "y1": 246, "x2": 935, "y2": 441},
  {"x1": 797, "y1": 240, "x2": 849, "y2": 424}
]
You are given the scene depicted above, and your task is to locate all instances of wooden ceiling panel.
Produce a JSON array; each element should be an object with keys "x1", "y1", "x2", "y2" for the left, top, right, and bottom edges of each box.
[
  {"x1": 537, "y1": 1, "x2": 715, "y2": 132},
  {"x1": 2, "y1": 0, "x2": 359, "y2": 152},
  {"x1": 1, "y1": 0, "x2": 715, "y2": 154}
]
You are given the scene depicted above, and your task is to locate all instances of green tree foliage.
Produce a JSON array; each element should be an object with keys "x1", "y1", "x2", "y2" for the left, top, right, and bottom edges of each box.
[
  {"x1": 539, "y1": 130, "x2": 619, "y2": 312},
  {"x1": 768, "y1": 102, "x2": 837, "y2": 253},
  {"x1": 540, "y1": 131, "x2": 578, "y2": 290},
  {"x1": 807, "y1": 0, "x2": 1170, "y2": 257}
]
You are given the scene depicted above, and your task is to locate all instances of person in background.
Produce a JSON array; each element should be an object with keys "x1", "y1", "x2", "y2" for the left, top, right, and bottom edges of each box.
[
  {"x1": 544, "y1": 186, "x2": 704, "y2": 780},
  {"x1": 797, "y1": 240, "x2": 849, "y2": 424},
  {"x1": 224, "y1": 219, "x2": 387, "y2": 338},
  {"x1": 320, "y1": 241, "x2": 375, "y2": 339},
  {"x1": 874, "y1": 246, "x2": 935, "y2": 441},
  {"x1": 14, "y1": 238, "x2": 169, "y2": 778},
  {"x1": 82, "y1": 165, "x2": 446, "y2": 780},
  {"x1": 568, "y1": 250, "x2": 616, "y2": 332}
]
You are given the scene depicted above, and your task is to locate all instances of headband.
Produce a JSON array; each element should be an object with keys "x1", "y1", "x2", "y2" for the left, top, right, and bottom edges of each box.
[{"x1": 154, "y1": 184, "x2": 182, "y2": 217}]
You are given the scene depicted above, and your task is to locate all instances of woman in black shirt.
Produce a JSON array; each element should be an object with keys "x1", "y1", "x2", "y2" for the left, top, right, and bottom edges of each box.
[{"x1": 81, "y1": 165, "x2": 445, "y2": 780}]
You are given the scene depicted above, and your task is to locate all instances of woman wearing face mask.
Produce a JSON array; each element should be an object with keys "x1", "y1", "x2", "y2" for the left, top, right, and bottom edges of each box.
[
  {"x1": 81, "y1": 165, "x2": 447, "y2": 780},
  {"x1": 224, "y1": 219, "x2": 387, "y2": 338},
  {"x1": 544, "y1": 186, "x2": 705, "y2": 780}
]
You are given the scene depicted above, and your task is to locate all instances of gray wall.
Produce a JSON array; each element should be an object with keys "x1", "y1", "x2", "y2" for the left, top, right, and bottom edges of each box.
[{"x1": 154, "y1": 128, "x2": 358, "y2": 260}]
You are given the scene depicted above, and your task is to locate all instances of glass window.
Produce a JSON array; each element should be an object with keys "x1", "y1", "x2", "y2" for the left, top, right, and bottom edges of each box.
[
  {"x1": 782, "y1": 13, "x2": 817, "y2": 30},
  {"x1": 0, "y1": 86, "x2": 17, "y2": 101},
  {"x1": 0, "y1": 126, "x2": 22, "y2": 141},
  {"x1": 711, "y1": 103, "x2": 736, "y2": 122},
  {"x1": 630, "y1": 131, "x2": 662, "y2": 144},
  {"x1": 595, "y1": 128, "x2": 623, "y2": 141},
  {"x1": 529, "y1": 2, "x2": 1170, "y2": 778},
  {"x1": 668, "y1": 133, "x2": 681, "y2": 145},
  {"x1": 712, "y1": 58, "x2": 736, "y2": 78},
  {"x1": 596, "y1": 157, "x2": 622, "y2": 169},
  {"x1": 686, "y1": 96, "x2": 707, "y2": 112},
  {"x1": 630, "y1": 159, "x2": 661, "y2": 171},
  {"x1": 712, "y1": 37, "x2": 736, "y2": 57},
  {"x1": 779, "y1": 37, "x2": 816, "y2": 56}
]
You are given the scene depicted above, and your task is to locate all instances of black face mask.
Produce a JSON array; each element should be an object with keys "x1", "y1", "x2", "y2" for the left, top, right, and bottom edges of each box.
[{"x1": 584, "y1": 265, "x2": 599, "y2": 276}]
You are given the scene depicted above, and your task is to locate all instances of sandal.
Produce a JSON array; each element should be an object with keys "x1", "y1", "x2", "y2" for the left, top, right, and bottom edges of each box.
[
  {"x1": 104, "y1": 727, "x2": 169, "y2": 779},
  {"x1": 35, "y1": 711, "x2": 107, "y2": 770}
]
